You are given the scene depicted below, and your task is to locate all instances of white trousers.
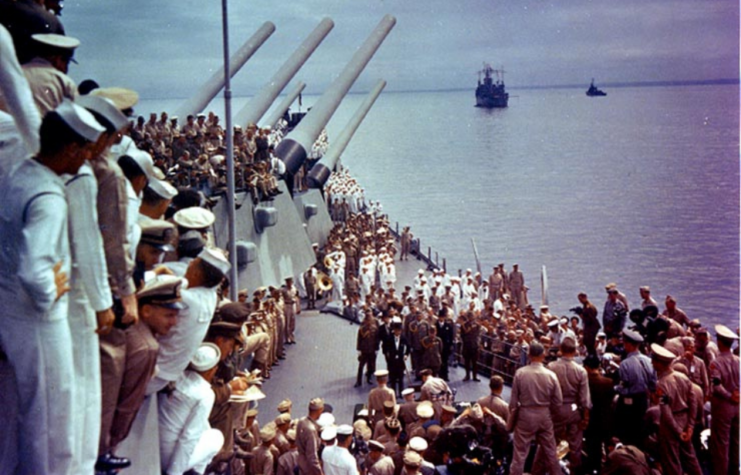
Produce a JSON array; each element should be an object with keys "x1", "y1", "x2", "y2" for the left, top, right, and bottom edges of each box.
[
  {"x1": 189, "y1": 428, "x2": 225, "y2": 474},
  {"x1": 0, "y1": 314, "x2": 75, "y2": 475},
  {"x1": 68, "y1": 294, "x2": 102, "y2": 475}
]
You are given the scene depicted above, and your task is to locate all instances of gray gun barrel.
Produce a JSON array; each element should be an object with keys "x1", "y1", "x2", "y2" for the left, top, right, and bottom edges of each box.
[
  {"x1": 174, "y1": 21, "x2": 275, "y2": 119},
  {"x1": 262, "y1": 81, "x2": 306, "y2": 129},
  {"x1": 275, "y1": 14, "x2": 396, "y2": 175},
  {"x1": 235, "y1": 18, "x2": 333, "y2": 127},
  {"x1": 306, "y1": 79, "x2": 386, "y2": 188}
]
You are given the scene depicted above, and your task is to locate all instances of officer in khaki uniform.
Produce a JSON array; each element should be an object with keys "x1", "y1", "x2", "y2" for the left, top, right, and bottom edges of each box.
[
  {"x1": 709, "y1": 325, "x2": 740, "y2": 475},
  {"x1": 534, "y1": 336, "x2": 591, "y2": 473},
  {"x1": 296, "y1": 398, "x2": 324, "y2": 475},
  {"x1": 507, "y1": 341, "x2": 563, "y2": 475},
  {"x1": 651, "y1": 343, "x2": 702, "y2": 475}
]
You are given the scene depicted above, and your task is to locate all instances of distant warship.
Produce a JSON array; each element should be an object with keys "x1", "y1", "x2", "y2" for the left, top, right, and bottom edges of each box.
[
  {"x1": 586, "y1": 78, "x2": 607, "y2": 97},
  {"x1": 475, "y1": 63, "x2": 508, "y2": 108}
]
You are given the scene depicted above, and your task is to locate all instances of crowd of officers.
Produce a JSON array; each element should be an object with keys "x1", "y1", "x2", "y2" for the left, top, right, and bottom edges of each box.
[{"x1": 340, "y1": 257, "x2": 739, "y2": 475}]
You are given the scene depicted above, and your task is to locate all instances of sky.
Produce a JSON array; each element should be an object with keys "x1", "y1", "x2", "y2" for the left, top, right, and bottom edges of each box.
[{"x1": 61, "y1": 0, "x2": 739, "y2": 99}]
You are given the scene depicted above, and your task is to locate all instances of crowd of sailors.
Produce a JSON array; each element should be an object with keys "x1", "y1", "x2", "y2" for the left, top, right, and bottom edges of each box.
[{"x1": 0, "y1": 4, "x2": 739, "y2": 475}]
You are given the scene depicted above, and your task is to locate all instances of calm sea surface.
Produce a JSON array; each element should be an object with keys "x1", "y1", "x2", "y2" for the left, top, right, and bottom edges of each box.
[{"x1": 141, "y1": 85, "x2": 740, "y2": 328}]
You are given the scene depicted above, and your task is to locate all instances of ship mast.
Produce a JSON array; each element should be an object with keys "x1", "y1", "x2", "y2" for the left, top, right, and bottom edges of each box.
[{"x1": 220, "y1": 0, "x2": 238, "y2": 301}]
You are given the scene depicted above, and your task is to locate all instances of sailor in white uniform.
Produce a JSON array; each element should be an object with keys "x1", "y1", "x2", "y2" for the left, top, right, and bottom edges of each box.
[
  {"x1": 147, "y1": 248, "x2": 230, "y2": 395},
  {"x1": 158, "y1": 343, "x2": 225, "y2": 475},
  {"x1": 321, "y1": 424, "x2": 359, "y2": 475},
  {"x1": 65, "y1": 94, "x2": 128, "y2": 475},
  {"x1": 0, "y1": 100, "x2": 104, "y2": 475}
]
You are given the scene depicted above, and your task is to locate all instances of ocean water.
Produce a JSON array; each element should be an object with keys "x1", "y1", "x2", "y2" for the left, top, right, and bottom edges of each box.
[{"x1": 140, "y1": 84, "x2": 740, "y2": 328}]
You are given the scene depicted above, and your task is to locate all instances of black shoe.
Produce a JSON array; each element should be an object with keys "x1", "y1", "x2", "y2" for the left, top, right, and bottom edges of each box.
[
  {"x1": 473, "y1": 377, "x2": 481, "y2": 382},
  {"x1": 95, "y1": 452, "x2": 132, "y2": 471},
  {"x1": 463, "y1": 376, "x2": 471, "y2": 382},
  {"x1": 354, "y1": 382, "x2": 362, "y2": 387}
]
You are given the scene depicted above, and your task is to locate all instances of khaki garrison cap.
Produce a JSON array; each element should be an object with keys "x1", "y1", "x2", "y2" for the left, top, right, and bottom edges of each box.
[
  {"x1": 277, "y1": 399, "x2": 292, "y2": 412},
  {"x1": 91, "y1": 87, "x2": 139, "y2": 111},
  {"x1": 246, "y1": 409, "x2": 259, "y2": 418},
  {"x1": 260, "y1": 426, "x2": 276, "y2": 442},
  {"x1": 403, "y1": 451, "x2": 423, "y2": 468},
  {"x1": 137, "y1": 275, "x2": 187, "y2": 310},
  {"x1": 275, "y1": 413, "x2": 291, "y2": 425},
  {"x1": 309, "y1": 398, "x2": 325, "y2": 411},
  {"x1": 651, "y1": 343, "x2": 676, "y2": 364},
  {"x1": 286, "y1": 429, "x2": 296, "y2": 442}
]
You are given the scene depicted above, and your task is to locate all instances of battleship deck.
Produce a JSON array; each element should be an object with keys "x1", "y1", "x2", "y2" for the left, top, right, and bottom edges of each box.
[{"x1": 255, "y1": 249, "x2": 511, "y2": 427}]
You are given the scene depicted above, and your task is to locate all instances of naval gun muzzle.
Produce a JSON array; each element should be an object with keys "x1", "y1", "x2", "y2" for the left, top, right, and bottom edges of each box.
[
  {"x1": 306, "y1": 79, "x2": 386, "y2": 188},
  {"x1": 262, "y1": 81, "x2": 306, "y2": 129},
  {"x1": 275, "y1": 14, "x2": 396, "y2": 175}
]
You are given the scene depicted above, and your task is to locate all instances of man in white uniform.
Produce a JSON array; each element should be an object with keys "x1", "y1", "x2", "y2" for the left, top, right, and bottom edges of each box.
[
  {"x1": 158, "y1": 343, "x2": 225, "y2": 475},
  {"x1": 321, "y1": 424, "x2": 359, "y2": 475},
  {"x1": 147, "y1": 248, "x2": 230, "y2": 395},
  {"x1": 0, "y1": 100, "x2": 104, "y2": 475},
  {"x1": 65, "y1": 94, "x2": 128, "y2": 474}
]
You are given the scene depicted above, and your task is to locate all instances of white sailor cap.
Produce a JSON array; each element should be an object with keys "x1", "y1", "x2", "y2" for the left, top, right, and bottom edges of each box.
[
  {"x1": 416, "y1": 402, "x2": 434, "y2": 418},
  {"x1": 374, "y1": 369, "x2": 389, "y2": 378},
  {"x1": 317, "y1": 412, "x2": 335, "y2": 428},
  {"x1": 199, "y1": 248, "x2": 231, "y2": 276},
  {"x1": 190, "y1": 342, "x2": 221, "y2": 372},
  {"x1": 547, "y1": 319, "x2": 559, "y2": 328},
  {"x1": 55, "y1": 99, "x2": 105, "y2": 143},
  {"x1": 32, "y1": 33, "x2": 80, "y2": 51},
  {"x1": 90, "y1": 87, "x2": 139, "y2": 112},
  {"x1": 401, "y1": 388, "x2": 415, "y2": 397},
  {"x1": 128, "y1": 148, "x2": 156, "y2": 180},
  {"x1": 336, "y1": 424, "x2": 353, "y2": 436},
  {"x1": 148, "y1": 177, "x2": 178, "y2": 200},
  {"x1": 409, "y1": 436, "x2": 428, "y2": 452},
  {"x1": 174, "y1": 206, "x2": 216, "y2": 229},
  {"x1": 540, "y1": 305, "x2": 549, "y2": 310},
  {"x1": 75, "y1": 95, "x2": 129, "y2": 131},
  {"x1": 320, "y1": 426, "x2": 337, "y2": 441}
]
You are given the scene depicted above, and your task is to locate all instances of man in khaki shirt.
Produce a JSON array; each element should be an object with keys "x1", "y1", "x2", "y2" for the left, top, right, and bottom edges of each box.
[
  {"x1": 534, "y1": 337, "x2": 591, "y2": 473},
  {"x1": 508, "y1": 341, "x2": 563, "y2": 475},
  {"x1": 651, "y1": 343, "x2": 702, "y2": 475},
  {"x1": 296, "y1": 398, "x2": 324, "y2": 475}
]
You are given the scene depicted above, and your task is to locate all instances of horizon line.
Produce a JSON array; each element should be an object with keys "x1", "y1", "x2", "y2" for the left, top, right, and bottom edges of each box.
[{"x1": 136, "y1": 77, "x2": 739, "y2": 101}]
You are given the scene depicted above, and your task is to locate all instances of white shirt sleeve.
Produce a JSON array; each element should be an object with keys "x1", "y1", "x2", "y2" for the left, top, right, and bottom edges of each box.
[
  {"x1": 0, "y1": 25, "x2": 40, "y2": 155},
  {"x1": 66, "y1": 170, "x2": 113, "y2": 311},
  {"x1": 19, "y1": 193, "x2": 67, "y2": 314}
]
